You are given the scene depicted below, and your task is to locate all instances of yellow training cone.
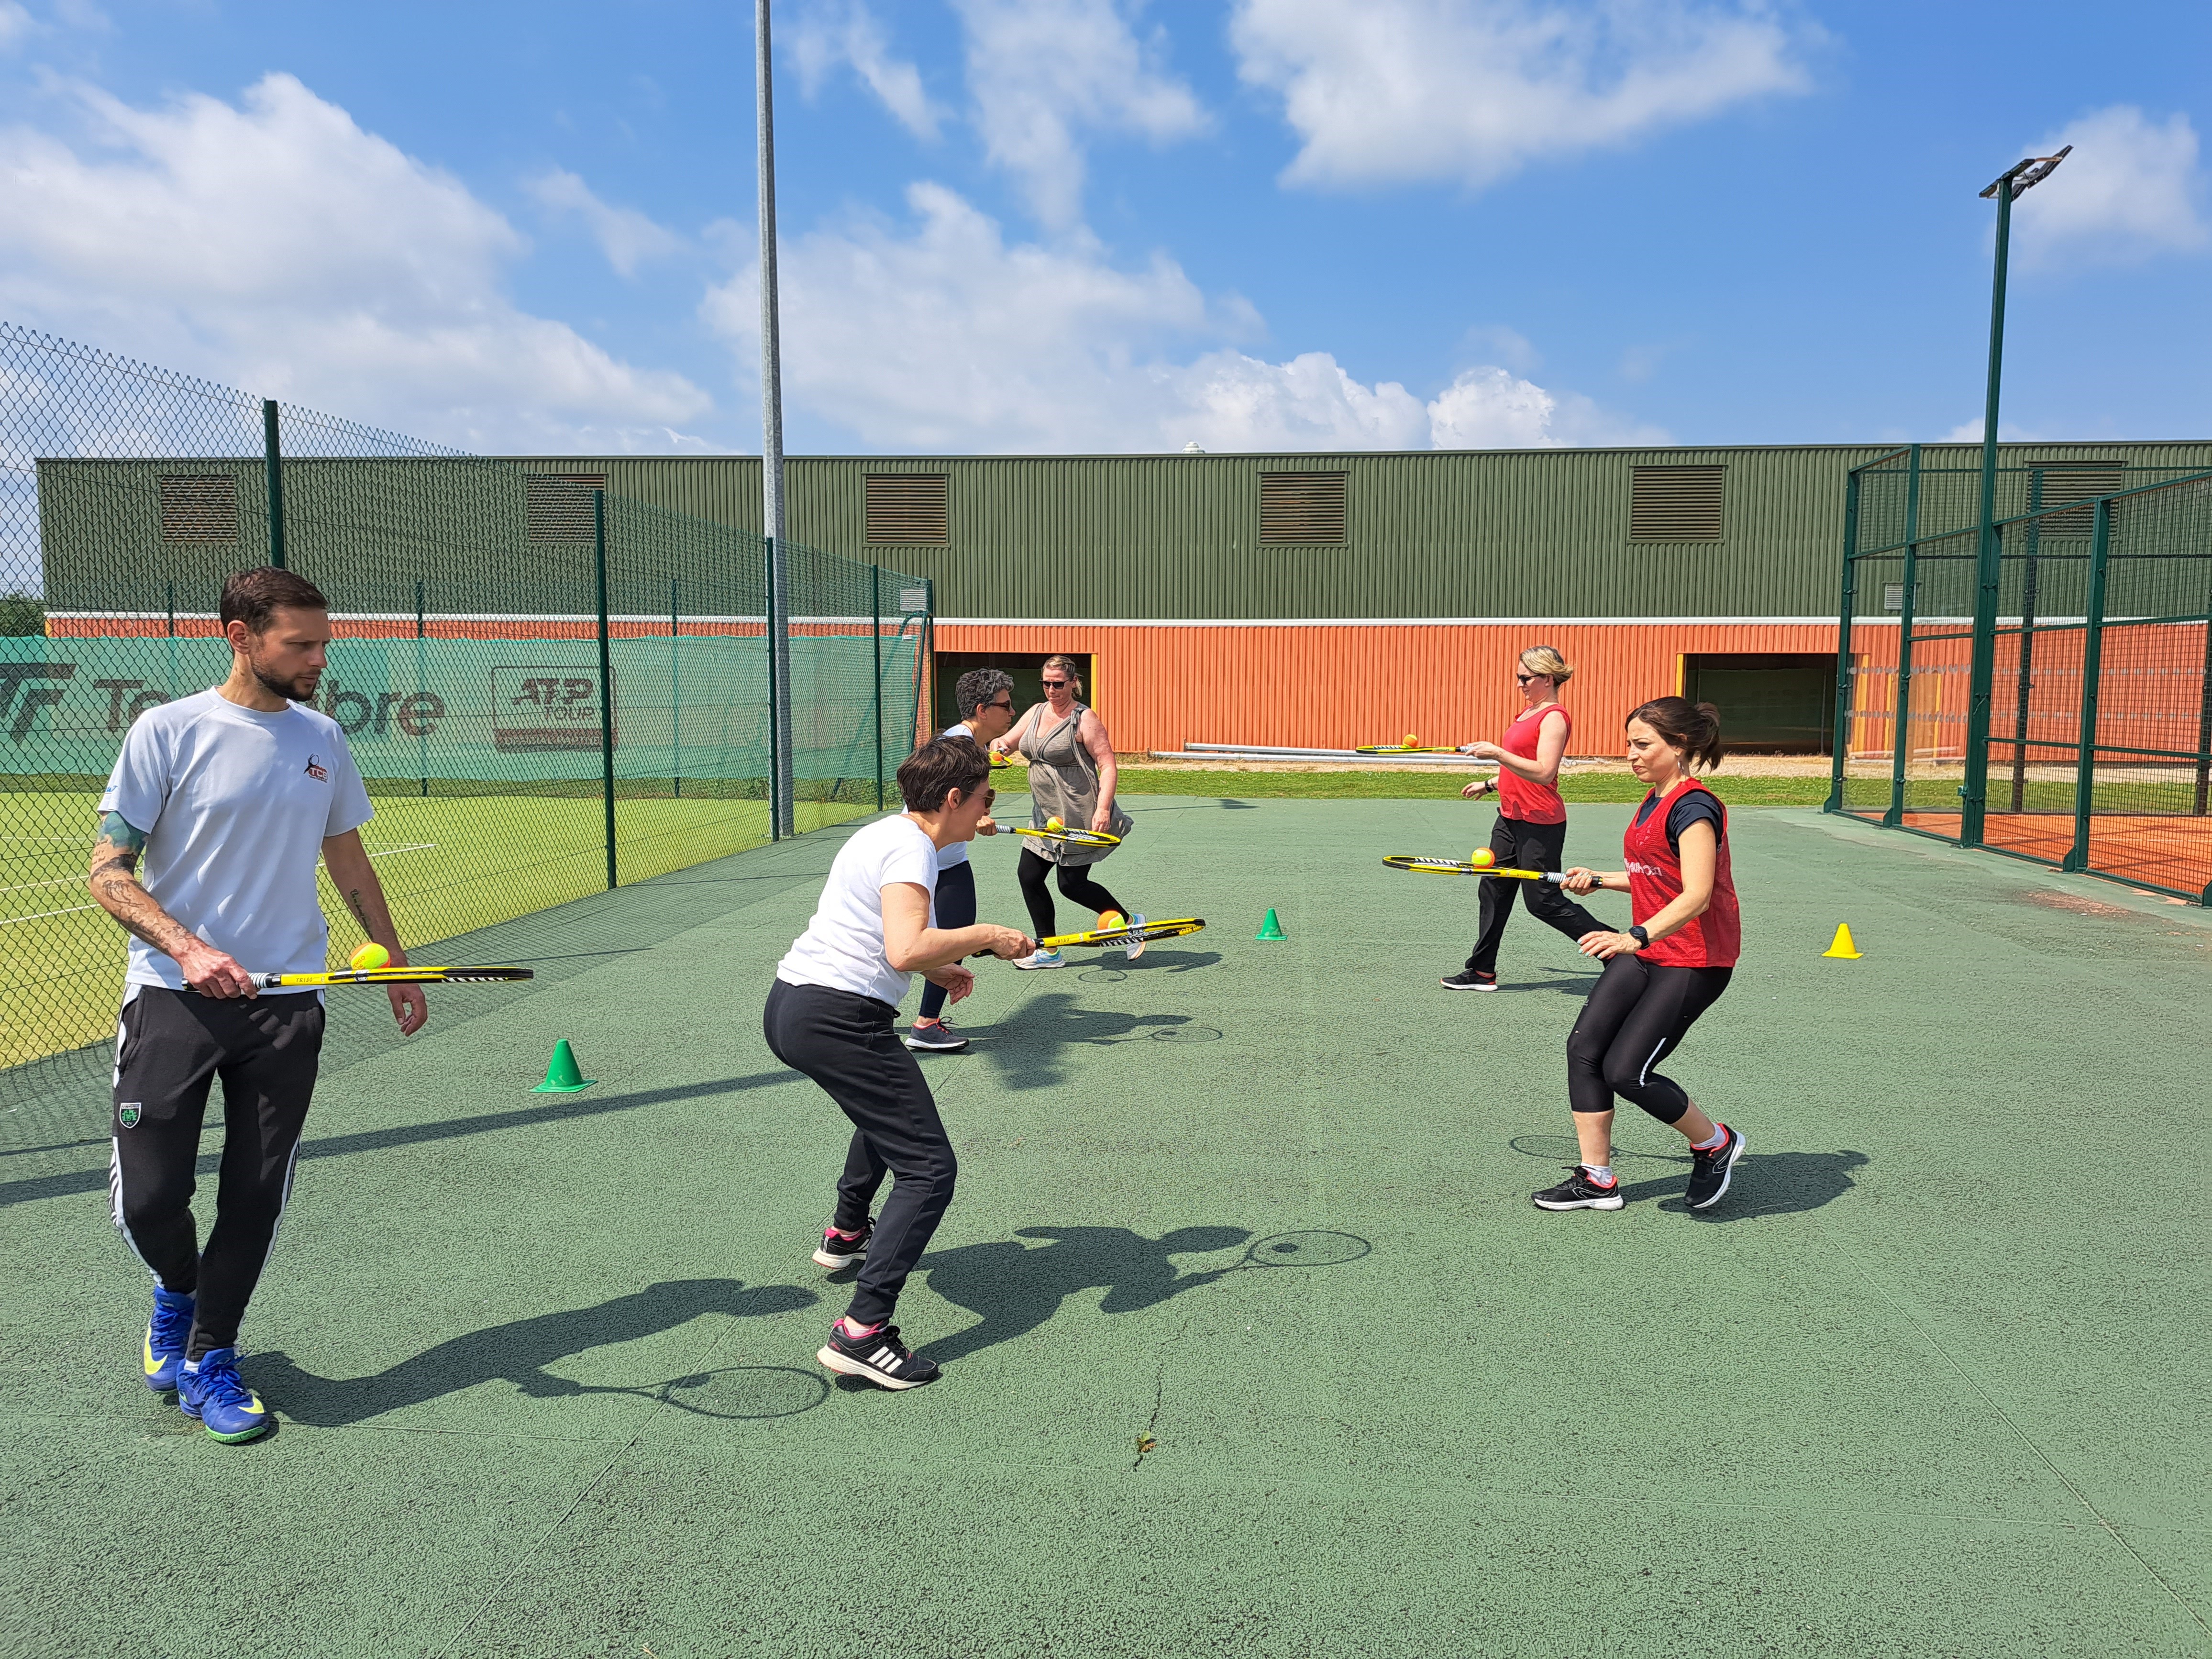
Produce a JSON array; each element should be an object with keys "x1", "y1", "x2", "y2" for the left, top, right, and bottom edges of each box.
[{"x1": 1822, "y1": 923, "x2": 1863, "y2": 960}]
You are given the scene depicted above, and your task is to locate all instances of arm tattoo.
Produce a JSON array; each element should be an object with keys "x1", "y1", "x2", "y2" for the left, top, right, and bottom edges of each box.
[
  {"x1": 89, "y1": 818, "x2": 194, "y2": 955},
  {"x1": 97, "y1": 811, "x2": 147, "y2": 856},
  {"x1": 346, "y1": 887, "x2": 373, "y2": 929}
]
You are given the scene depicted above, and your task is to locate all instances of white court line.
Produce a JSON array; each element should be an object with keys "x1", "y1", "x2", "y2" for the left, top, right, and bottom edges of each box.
[
  {"x1": 0, "y1": 902, "x2": 99, "y2": 926},
  {"x1": 0, "y1": 874, "x2": 80, "y2": 897}
]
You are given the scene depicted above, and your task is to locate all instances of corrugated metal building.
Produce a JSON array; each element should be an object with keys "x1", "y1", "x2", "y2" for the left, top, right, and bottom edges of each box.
[
  {"x1": 47, "y1": 441, "x2": 2212, "y2": 754},
  {"x1": 494, "y1": 442, "x2": 2212, "y2": 754}
]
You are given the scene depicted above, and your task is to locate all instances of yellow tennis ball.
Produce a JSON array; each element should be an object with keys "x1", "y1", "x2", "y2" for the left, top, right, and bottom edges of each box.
[
  {"x1": 1046, "y1": 816, "x2": 1064, "y2": 831},
  {"x1": 1471, "y1": 848, "x2": 1495, "y2": 868},
  {"x1": 1404, "y1": 732, "x2": 1419, "y2": 748},
  {"x1": 349, "y1": 942, "x2": 390, "y2": 971}
]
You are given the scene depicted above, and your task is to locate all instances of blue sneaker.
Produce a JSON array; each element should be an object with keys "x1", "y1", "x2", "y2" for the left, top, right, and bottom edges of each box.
[
  {"x1": 178, "y1": 1348, "x2": 272, "y2": 1443},
  {"x1": 142, "y1": 1285, "x2": 194, "y2": 1393}
]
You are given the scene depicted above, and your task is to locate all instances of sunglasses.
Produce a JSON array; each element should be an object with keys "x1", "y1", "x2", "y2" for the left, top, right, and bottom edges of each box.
[
  {"x1": 1516, "y1": 673, "x2": 1549, "y2": 684},
  {"x1": 1041, "y1": 679, "x2": 1069, "y2": 688},
  {"x1": 986, "y1": 697, "x2": 1013, "y2": 710}
]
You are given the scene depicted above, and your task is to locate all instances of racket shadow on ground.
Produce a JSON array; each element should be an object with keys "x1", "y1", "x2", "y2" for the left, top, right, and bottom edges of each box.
[
  {"x1": 1508, "y1": 1136, "x2": 1870, "y2": 1220},
  {"x1": 970, "y1": 994, "x2": 1221, "y2": 1090},
  {"x1": 916, "y1": 1226, "x2": 1371, "y2": 1366},
  {"x1": 249, "y1": 1278, "x2": 819, "y2": 1427}
]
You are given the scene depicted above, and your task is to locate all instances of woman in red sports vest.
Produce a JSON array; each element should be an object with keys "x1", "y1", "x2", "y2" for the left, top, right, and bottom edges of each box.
[
  {"x1": 1536, "y1": 697, "x2": 1747, "y2": 1215},
  {"x1": 1442, "y1": 646, "x2": 1604, "y2": 991}
]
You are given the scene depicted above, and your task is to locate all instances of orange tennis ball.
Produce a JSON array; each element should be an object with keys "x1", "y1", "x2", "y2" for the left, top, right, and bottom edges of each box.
[
  {"x1": 1471, "y1": 849, "x2": 1495, "y2": 868},
  {"x1": 1097, "y1": 910, "x2": 1126, "y2": 932},
  {"x1": 349, "y1": 942, "x2": 390, "y2": 970},
  {"x1": 1403, "y1": 732, "x2": 1419, "y2": 748},
  {"x1": 1045, "y1": 816, "x2": 1064, "y2": 831}
]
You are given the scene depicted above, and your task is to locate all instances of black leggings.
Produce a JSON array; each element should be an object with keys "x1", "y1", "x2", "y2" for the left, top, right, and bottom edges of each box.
[
  {"x1": 917, "y1": 860, "x2": 976, "y2": 1021},
  {"x1": 763, "y1": 978, "x2": 956, "y2": 1326},
  {"x1": 1566, "y1": 953, "x2": 1733, "y2": 1124},
  {"x1": 1017, "y1": 846, "x2": 1124, "y2": 941},
  {"x1": 1463, "y1": 815, "x2": 1603, "y2": 975}
]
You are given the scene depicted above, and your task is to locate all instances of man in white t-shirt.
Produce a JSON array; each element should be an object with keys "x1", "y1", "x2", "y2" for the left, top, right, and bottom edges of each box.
[
  {"x1": 89, "y1": 567, "x2": 422, "y2": 1443},
  {"x1": 905, "y1": 666, "x2": 1018, "y2": 1054},
  {"x1": 764, "y1": 737, "x2": 1031, "y2": 1389}
]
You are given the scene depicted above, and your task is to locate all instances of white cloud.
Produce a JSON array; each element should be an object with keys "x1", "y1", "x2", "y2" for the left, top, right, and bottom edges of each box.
[
  {"x1": 2013, "y1": 107, "x2": 2207, "y2": 266},
  {"x1": 790, "y1": 0, "x2": 943, "y2": 139},
  {"x1": 952, "y1": 0, "x2": 1207, "y2": 227},
  {"x1": 0, "y1": 74, "x2": 712, "y2": 450},
  {"x1": 0, "y1": 4, "x2": 35, "y2": 50},
  {"x1": 701, "y1": 181, "x2": 1657, "y2": 452},
  {"x1": 525, "y1": 167, "x2": 685, "y2": 277},
  {"x1": 1230, "y1": 0, "x2": 1811, "y2": 191}
]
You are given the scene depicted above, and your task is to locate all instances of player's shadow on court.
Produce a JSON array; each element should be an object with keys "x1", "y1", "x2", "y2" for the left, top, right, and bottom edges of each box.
[
  {"x1": 979, "y1": 994, "x2": 1211, "y2": 1088},
  {"x1": 250, "y1": 1278, "x2": 817, "y2": 1426},
  {"x1": 918, "y1": 1225, "x2": 1251, "y2": 1364}
]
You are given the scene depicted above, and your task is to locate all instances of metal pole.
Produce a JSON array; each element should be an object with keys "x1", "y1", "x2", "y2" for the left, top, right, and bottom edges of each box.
[
  {"x1": 871, "y1": 564, "x2": 885, "y2": 810},
  {"x1": 765, "y1": 549, "x2": 780, "y2": 839},
  {"x1": 922, "y1": 576, "x2": 936, "y2": 746},
  {"x1": 261, "y1": 399, "x2": 287, "y2": 570},
  {"x1": 2009, "y1": 472, "x2": 2044, "y2": 813},
  {"x1": 758, "y1": 0, "x2": 794, "y2": 838},
  {"x1": 2063, "y1": 499, "x2": 2111, "y2": 873},
  {"x1": 415, "y1": 578, "x2": 429, "y2": 799},
  {"x1": 1828, "y1": 466, "x2": 1860, "y2": 814},
  {"x1": 1886, "y1": 446, "x2": 1923, "y2": 828},
  {"x1": 1961, "y1": 178, "x2": 2014, "y2": 848},
  {"x1": 594, "y1": 489, "x2": 618, "y2": 890},
  {"x1": 2195, "y1": 569, "x2": 2212, "y2": 818},
  {"x1": 671, "y1": 577, "x2": 682, "y2": 800}
]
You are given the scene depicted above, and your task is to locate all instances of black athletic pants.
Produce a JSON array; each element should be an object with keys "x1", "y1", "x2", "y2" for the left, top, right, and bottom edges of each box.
[
  {"x1": 917, "y1": 859, "x2": 976, "y2": 1022},
  {"x1": 1017, "y1": 846, "x2": 1124, "y2": 941},
  {"x1": 1463, "y1": 816, "x2": 1604, "y2": 976},
  {"x1": 109, "y1": 987, "x2": 325, "y2": 1360},
  {"x1": 1565, "y1": 954, "x2": 1733, "y2": 1124},
  {"x1": 763, "y1": 978, "x2": 957, "y2": 1326}
]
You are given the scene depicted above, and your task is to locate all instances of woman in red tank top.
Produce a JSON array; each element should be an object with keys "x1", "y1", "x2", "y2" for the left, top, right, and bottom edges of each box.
[
  {"x1": 1440, "y1": 646, "x2": 1603, "y2": 991},
  {"x1": 1533, "y1": 697, "x2": 1748, "y2": 1216}
]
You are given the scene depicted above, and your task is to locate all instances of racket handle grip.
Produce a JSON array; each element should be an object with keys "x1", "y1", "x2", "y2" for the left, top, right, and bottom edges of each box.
[{"x1": 248, "y1": 973, "x2": 282, "y2": 988}]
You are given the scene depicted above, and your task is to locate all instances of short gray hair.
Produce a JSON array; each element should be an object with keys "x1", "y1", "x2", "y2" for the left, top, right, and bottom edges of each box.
[{"x1": 954, "y1": 667, "x2": 1016, "y2": 719}]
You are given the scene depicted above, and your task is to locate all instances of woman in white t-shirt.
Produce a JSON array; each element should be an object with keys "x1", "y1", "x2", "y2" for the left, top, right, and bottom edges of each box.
[
  {"x1": 763, "y1": 736, "x2": 1032, "y2": 1391},
  {"x1": 906, "y1": 666, "x2": 1018, "y2": 1054}
]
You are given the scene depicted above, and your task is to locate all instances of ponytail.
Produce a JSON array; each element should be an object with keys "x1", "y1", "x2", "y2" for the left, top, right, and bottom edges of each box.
[{"x1": 1627, "y1": 697, "x2": 1724, "y2": 772}]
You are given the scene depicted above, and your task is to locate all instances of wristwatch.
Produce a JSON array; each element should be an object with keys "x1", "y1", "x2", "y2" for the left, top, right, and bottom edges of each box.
[{"x1": 1626, "y1": 925, "x2": 1650, "y2": 949}]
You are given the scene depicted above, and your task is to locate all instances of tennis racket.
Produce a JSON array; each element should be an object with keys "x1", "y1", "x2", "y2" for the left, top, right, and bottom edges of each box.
[
  {"x1": 1011, "y1": 825, "x2": 1121, "y2": 848},
  {"x1": 976, "y1": 918, "x2": 1206, "y2": 958},
  {"x1": 248, "y1": 965, "x2": 536, "y2": 988},
  {"x1": 1382, "y1": 854, "x2": 1569, "y2": 883},
  {"x1": 1354, "y1": 744, "x2": 1462, "y2": 755}
]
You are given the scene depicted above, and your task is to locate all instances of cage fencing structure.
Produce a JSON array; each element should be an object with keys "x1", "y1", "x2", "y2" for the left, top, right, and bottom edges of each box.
[
  {"x1": 0, "y1": 321, "x2": 930, "y2": 1100},
  {"x1": 1829, "y1": 444, "x2": 2212, "y2": 904}
]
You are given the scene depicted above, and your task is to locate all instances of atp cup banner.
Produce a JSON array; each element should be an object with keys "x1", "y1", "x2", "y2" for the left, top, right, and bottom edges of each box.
[{"x1": 0, "y1": 636, "x2": 810, "y2": 783}]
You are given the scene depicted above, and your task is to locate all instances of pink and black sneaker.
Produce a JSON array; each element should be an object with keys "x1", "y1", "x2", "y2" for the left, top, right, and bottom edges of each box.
[{"x1": 811, "y1": 1220, "x2": 872, "y2": 1270}]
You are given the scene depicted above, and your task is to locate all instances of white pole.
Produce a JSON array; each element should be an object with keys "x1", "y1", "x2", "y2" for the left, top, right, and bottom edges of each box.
[{"x1": 757, "y1": 0, "x2": 794, "y2": 836}]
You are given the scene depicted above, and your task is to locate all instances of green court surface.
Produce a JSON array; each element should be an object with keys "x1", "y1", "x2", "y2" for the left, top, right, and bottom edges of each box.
[{"x1": 3, "y1": 797, "x2": 2208, "y2": 1658}]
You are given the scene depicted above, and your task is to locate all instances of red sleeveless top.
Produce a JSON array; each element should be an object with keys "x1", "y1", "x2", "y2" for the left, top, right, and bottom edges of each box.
[
  {"x1": 1623, "y1": 777, "x2": 1740, "y2": 968},
  {"x1": 1494, "y1": 704, "x2": 1569, "y2": 825}
]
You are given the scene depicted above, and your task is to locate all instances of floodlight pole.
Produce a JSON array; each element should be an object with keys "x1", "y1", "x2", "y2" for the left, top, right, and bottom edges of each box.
[
  {"x1": 758, "y1": 0, "x2": 795, "y2": 839},
  {"x1": 1962, "y1": 145, "x2": 2068, "y2": 847}
]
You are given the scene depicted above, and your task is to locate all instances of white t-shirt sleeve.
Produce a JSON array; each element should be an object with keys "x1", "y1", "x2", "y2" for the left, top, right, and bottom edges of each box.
[
  {"x1": 322, "y1": 732, "x2": 374, "y2": 837},
  {"x1": 100, "y1": 716, "x2": 173, "y2": 835},
  {"x1": 878, "y1": 830, "x2": 936, "y2": 896}
]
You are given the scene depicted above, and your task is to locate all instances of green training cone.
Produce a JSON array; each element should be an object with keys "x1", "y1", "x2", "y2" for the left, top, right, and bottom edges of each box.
[
  {"x1": 531, "y1": 1038, "x2": 596, "y2": 1094},
  {"x1": 1255, "y1": 907, "x2": 1287, "y2": 941}
]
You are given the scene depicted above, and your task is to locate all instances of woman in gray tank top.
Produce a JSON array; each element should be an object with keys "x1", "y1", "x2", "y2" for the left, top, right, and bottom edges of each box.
[{"x1": 990, "y1": 655, "x2": 1142, "y2": 967}]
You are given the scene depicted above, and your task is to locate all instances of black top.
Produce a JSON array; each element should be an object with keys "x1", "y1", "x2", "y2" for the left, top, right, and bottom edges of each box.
[{"x1": 1632, "y1": 786, "x2": 1725, "y2": 855}]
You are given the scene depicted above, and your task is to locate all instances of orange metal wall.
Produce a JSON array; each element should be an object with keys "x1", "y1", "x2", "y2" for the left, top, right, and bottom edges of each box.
[{"x1": 936, "y1": 621, "x2": 1841, "y2": 755}]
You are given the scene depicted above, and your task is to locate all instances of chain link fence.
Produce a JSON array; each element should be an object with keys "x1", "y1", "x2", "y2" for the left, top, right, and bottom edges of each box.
[
  {"x1": 1831, "y1": 444, "x2": 2212, "y2": 903},
  {"x1": 1, "y1": 321, "x2": 929, "y2": 1115}
]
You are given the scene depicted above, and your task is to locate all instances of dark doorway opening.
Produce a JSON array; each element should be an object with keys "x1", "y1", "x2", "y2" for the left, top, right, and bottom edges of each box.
[
  {"x1": 933, "y1": 652, "x2": 1096, "y2": 734},
  {"x1": 1681, "y1": 653, "x2": 1836, "y2": 753}
]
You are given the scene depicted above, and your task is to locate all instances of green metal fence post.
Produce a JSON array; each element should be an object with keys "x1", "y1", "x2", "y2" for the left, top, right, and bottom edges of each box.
[
  {"x1": 871, "y1": 564, "x2": 885, "y2": 810},
  {"x1": 2008, "y1": 473, "x2": 2044, "y2": 813},
  {"x1": 766, "y1": 543, "x2": 781, "y2": 841},
  {"x1": 261, "y1": 398, "x2": 286, "y2": 570},
  {"x1": 594, "y1": 489, "x2": 618, "y2": 890},
  {"x1": 2194, "y1": 564, "x2": 2212, "y2": 819},
  {"x1": 415, "y1": 578, "x2": 429, "y2": 798},
  {"x1": 2063, "y1": 498, "x2": 2111, "y2": 873},
  {"x1": 1828, "y1": 466, "x2": 1860, "y2": 814},
  {"x1": 1886, "y1": 446, "x2": 1923, "y2": 827},
  {"x1": 922, "y1": 577, "x2": 936, "y2": 744},
  {"x1": 670, "y1": 577, "x2": 681, "y2": 800}
]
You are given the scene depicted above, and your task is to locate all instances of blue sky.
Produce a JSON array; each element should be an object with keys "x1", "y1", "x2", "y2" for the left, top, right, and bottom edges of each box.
[{"x1": 1, "y1": 0, "x2": 2207, "y2": 454}]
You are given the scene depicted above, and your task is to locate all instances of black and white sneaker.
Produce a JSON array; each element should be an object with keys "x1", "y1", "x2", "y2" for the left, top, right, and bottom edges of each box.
[
  {"x1": 1685, "y1": 1125, "x2": 1746, "y2": 1211},
  {"x1": 816, "y1": 1323, "x2": 941, "y2": 1390},
  {"x1": 903, "y1": 1020, "x2": 970, "y2": 1053},
  {"x1": 1440, "y1": 970, "x2": 1499, "y2": 992},
  {"x1": 812, "y1": 1222, "x2": 872, "y2": 1269},
  {"x1": 1532, "y1": 1167, "x2": 1626, "y2": 1211}
]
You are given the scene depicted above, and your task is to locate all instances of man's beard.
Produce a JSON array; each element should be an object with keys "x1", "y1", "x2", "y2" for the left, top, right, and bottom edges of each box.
[{"x1": 249, "y1": 657, "x2": 319, "y2": 702}]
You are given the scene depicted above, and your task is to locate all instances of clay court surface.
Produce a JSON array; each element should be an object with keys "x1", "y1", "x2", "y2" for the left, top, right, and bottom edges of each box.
[{"x1": 3, "y1": 797, "x2": 2208, "y2": 1658}]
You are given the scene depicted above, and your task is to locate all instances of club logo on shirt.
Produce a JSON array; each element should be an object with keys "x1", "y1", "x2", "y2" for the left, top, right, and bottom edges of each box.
[
  {"x1": 303, "y1": 753, "x2": 330, "y2": 782},
  {"x1": 118, "y1": 1102, "x2": 141, "y2": 1128}
]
